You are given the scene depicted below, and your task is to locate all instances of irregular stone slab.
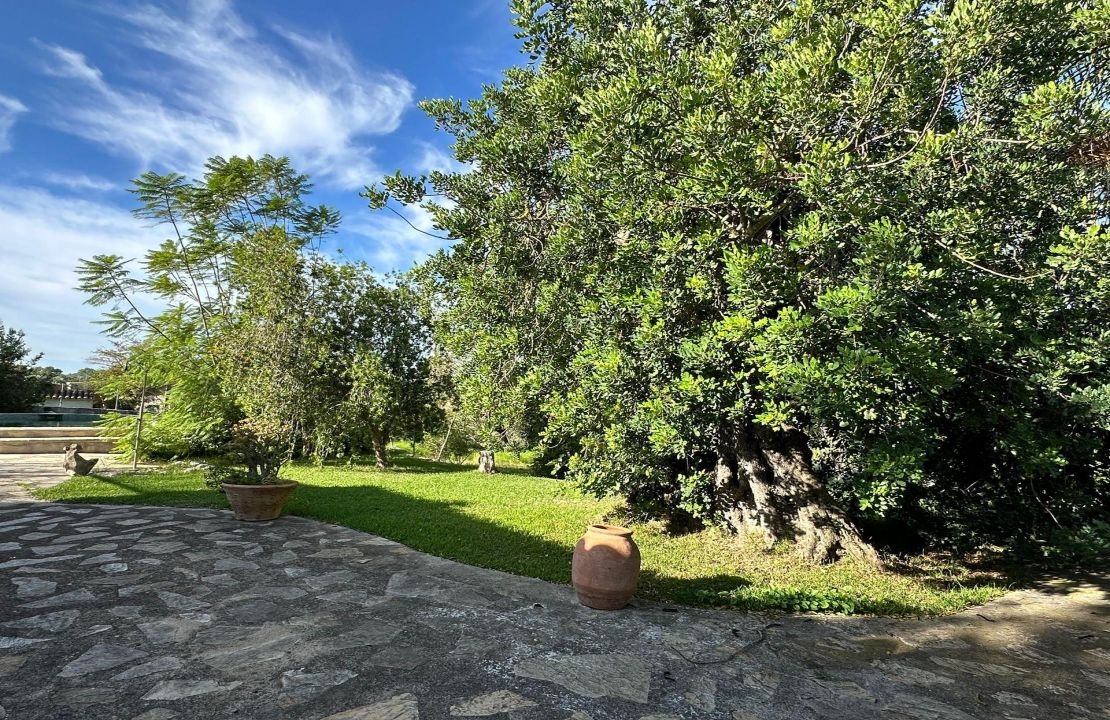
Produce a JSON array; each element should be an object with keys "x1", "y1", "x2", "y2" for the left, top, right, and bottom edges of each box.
[
  {"x1": 101, "y1": 563, "x2": 129, "y2": 573},
  {"x1": 82, "y1": 624, "x2": 113, "y2": 636},
  {"x1": 80, "y1": 553, "x2": 122, "y2": 566},
  {"x1": 213, "y1": 557, "x2": 259, "y2": 572},
  {"x1": 111, "y1": 656, "x2": 185, "y2": 680},
  {"x1": 0, "y1": 636, "x2": 51, "y2": 650},
  {"x1": 514, "y1": 653, "x2": 652, "y2": 704},
  {"x1": 303, "y1": 570, "x2": 357, "y2": 591},
  {"x1": 200, "y1": 574, "x2": 239, "y2": 587},
  {"x1": 138, "y1": 616, "x2": 208, "y2": 645},
  {"x1": 0, "y1": 542, "x2": 20, "y2": 551},
  {"x1": 929, "y1": 656, "x2": 1021, "y2": 677},
  {"x1": 317, "y1": 590, "x2": 388, "y2": 607},
  {"x1": 141, "y1": 679, "x2": 242, "y2": 701},
  {"x1": 30, "y1": 544, "x2": 76, "y2": 556},
  {"x1": 0, "y1": 554, "x2": 81, "y2": 570},
  {"x1": 197, "y1": 624, "x2": 304, "y2": 673},
  {"x1": 327, "y1": 624, "x2": 404, "y2": 650},
  {"x1": 686, "y1": 677, "x2": 716, "y2": 712},
  {"x1": 229, "y1": 585, "x2": 308, "y2": 601},
  {"x1": 184, "y1": 550, "x2": 225, "y2": 562},
  {"x1": 451, "y1": 635, "x2": 499, "y2": 657},
  {"x1": 130, "y1": 709, "x2": 179, "y2": 720},
  {"x1": 12, "y1": 576, "x2": 56, "y2": 598},
  {"x1": 311, "y1": 547, "x2": 364, "y2": 559},
  {"x1": 269, "y1": 550, "x2": 298, "y2": 564},
  {"x1": 368, "y1": 645, "x2": 431, "y2": 671},
  {"x1": 110, "y1": 605, "x2": 145, "y2": 619},
  {"x1": 226, "y1": 600, "x2": 283, "y2": 623},
  {"x1": 3, "y1": 609, "x2": 80, "y2": 632},
  {"x1": 20, "y1": 588, "x2": 96, "y2": 609},
  {"x1": 386, "y1": 573, "x2": 492, "y2": 608},
  {"x1": 156, "y1": 591, "x2": 210, "y2": 611},
  {"x1": 82, "y1": 543, "x2": 118, "y2": 552},
  {"x1": 59, "y1": 643, "x2": 148, "y2": 677},
  {"x1": 322, "y1": 693, "x2": 419, "y2": 720},
  {"x1": 0, "y1": 655, "x2": 28, "y2": 676},
  {"x1": 880, "y1": 692, "x2": 978, "y2": 720},
  {"x1": 131, "y1": 541, "x2": 190, "y2": 555},
  {"x1": 54, "y1": 687, "x2": 118, "y2": 707},
  {"x1": 279, "y1": 667, "x2": 358, "y2": 702},
  {"x1": 450, "y1": 690, "x2": 538, "y2": 716}
]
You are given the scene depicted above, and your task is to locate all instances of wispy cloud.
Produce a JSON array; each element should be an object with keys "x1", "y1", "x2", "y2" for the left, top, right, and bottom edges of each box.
[
  {"x1": 37, "y1": 171, "x2": 118, "y2": 193},
  {"x1": 0, "y1": 94, "x2": 28, "y2": 153},
  {"x1": 343, "y1": 202, "x2": 453, "y2": 272},
  {"x1": 414, "y1": 141, "x2": 468, "y2": 175},
  {"x1": 0, "y1": 185, "x2": 159, "y2": 369},
  {"x1": 37, "y1": 0, "x2": 413, "y2": 188}
]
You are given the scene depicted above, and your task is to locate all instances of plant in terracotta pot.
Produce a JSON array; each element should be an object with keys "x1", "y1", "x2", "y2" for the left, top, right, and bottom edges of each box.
[{"x1": 209, "y1": 417, "x2": 298, "y2": 522}]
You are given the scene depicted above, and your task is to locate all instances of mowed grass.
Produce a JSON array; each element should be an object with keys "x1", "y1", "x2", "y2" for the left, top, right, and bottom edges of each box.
[{"x1": 36, "y1": 452, "x2": 1010, "y2": 616}]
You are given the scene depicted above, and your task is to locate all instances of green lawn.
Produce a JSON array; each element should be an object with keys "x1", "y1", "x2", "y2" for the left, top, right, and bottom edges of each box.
[{"x1": 36, "y1": 453, "x2": 1010, "y2": 615}]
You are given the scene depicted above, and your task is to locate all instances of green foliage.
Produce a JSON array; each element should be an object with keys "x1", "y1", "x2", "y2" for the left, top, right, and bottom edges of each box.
[
  {"x1": 0, "y1": 322, "x2": 52, "y2": 412},
  {"x1": 372, "y1": 0, "x2": 1110, "y2": 552},
  {"x1": 223, "y1": 417, "x2": 291, "y2": 483},
  {"x1": 1038, "y1": 520, "x2": 1110, "y2": 566},
  {"x1": 203, "y1": 464, "x2": 240, "y2": 490},
  {"x1": 78, "y1": 156, "x2": 436, "y2": 467}
]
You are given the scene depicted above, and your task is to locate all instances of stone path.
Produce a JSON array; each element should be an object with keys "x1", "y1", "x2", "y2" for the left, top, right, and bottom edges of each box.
[{"x1": 0, "y1": 502, "x2": 1106, "y2": 719}]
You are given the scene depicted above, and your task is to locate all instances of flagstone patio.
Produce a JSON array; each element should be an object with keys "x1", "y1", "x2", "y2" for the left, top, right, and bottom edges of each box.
[{"x1": 0, "y1": 497, "x2": 1107, "y2": 719}]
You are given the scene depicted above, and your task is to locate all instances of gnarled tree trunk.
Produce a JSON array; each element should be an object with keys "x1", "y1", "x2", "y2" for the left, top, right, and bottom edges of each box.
[
  {"x1": 371, "y1": 429, "x2": 389, "y2": 469},
  {"x1": 716, "y1": 425, "x2": 881, "y2": 566}
]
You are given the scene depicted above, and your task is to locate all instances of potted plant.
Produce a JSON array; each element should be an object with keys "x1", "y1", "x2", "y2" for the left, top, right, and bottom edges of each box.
[{"x1": 207, "y1": 417, "x2": 298, "y2": 522}]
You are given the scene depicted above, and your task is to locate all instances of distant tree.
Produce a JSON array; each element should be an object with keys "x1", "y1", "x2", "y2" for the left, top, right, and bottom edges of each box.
[
  {"x1": 36, "y1": 366, "x2": 65, "y2": 385},
  {"x1": 0, "y1": 323, "x2": 52, "y2": 411},
  {"x1": 62, "y1": 367, "x2": 99, "y2": 384},
  {"x1": 370, "y1": 0, "x2": 1110, "y2": 561},
  {"x1": 79, "y1": 155, "x2": 436, "y2": 465}
]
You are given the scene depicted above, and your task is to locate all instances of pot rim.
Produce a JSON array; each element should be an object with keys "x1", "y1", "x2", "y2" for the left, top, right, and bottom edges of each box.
[
  {"x1": 587, "y1": 523, "x2": 633, "y2": 537},
  {"x1": 221, "y1": 480, "x2": 298, "y2": 489}
]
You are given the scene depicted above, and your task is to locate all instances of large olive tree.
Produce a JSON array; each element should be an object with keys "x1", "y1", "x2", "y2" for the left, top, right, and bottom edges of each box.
[{"x1": 371, "y1": 0, "x2": 1110, "y2": 562}]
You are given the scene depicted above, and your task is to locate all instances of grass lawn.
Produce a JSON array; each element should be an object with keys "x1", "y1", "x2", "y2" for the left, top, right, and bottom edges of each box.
[{"x1": 36, "y1": 452, "x2": 1011, "y2": 616}]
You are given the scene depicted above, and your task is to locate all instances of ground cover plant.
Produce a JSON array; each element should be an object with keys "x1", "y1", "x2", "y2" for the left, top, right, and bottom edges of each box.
[{"x1": 36, "y1": 453, "x2": 1008, "y2": 616}]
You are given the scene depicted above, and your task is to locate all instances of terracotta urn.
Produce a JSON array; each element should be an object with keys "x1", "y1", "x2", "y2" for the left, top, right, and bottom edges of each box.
[
  {"x1": 222, "y1": 481, "x2": 298, "y2": 522},
  {"x1": 572, "y1": 524, "x2": 641, "y2": 610}
]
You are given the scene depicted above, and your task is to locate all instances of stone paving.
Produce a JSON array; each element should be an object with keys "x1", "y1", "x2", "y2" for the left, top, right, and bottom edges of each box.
[{"x1": 0, "y1": 502, "x2": 1107, "y2": 719}]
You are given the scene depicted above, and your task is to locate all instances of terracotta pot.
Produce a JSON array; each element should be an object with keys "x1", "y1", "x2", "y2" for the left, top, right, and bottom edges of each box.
[
  {"x1": 222, "y1": 481, "x2": 298, "y2": 522},
  {"x1": 572, "y1": 524, "x2": 641, "y2": 610}
]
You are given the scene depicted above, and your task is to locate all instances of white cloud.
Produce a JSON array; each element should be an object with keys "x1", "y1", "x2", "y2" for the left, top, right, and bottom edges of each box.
[
  {"x1": 0, "y1": 94, "x2": 28, "y2": 153},
  {"x1": 342, "y1": 203, "x2": 453, "y2": 272},
  {"x1": 415, "y1": 141, "x2": 467, "y2": 176},
  {"x1": 37, "y1": 171, "x2": 118, "y2": 193},
  {"x1": 0, "y1": 186, "x2": 158, "y2": 370},
  {"x1": 38, "y1": 0, "x2": 413, "y2": 188}
]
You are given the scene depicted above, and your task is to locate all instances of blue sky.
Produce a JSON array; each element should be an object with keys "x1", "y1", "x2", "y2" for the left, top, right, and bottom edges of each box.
[{"x1": 0, "y1": 0, "x2": 522, "y2": 370}]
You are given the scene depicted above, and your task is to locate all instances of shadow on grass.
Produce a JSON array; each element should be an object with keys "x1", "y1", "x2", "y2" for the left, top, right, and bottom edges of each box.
[
  {"x1": 46, "y1": 462, "x2": 1020, "y2": 616},
  {"x1": 47, "y1": 476, "x2": 578, "y2": 584}
]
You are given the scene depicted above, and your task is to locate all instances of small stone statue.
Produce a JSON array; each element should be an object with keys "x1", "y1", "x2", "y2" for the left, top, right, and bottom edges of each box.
[
  {"x1": 62, "y1": 444, "x2": 99, "y2": 476},
  {"x1": 477, "y1": 450, "x2": 496, "y2": 474}
]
